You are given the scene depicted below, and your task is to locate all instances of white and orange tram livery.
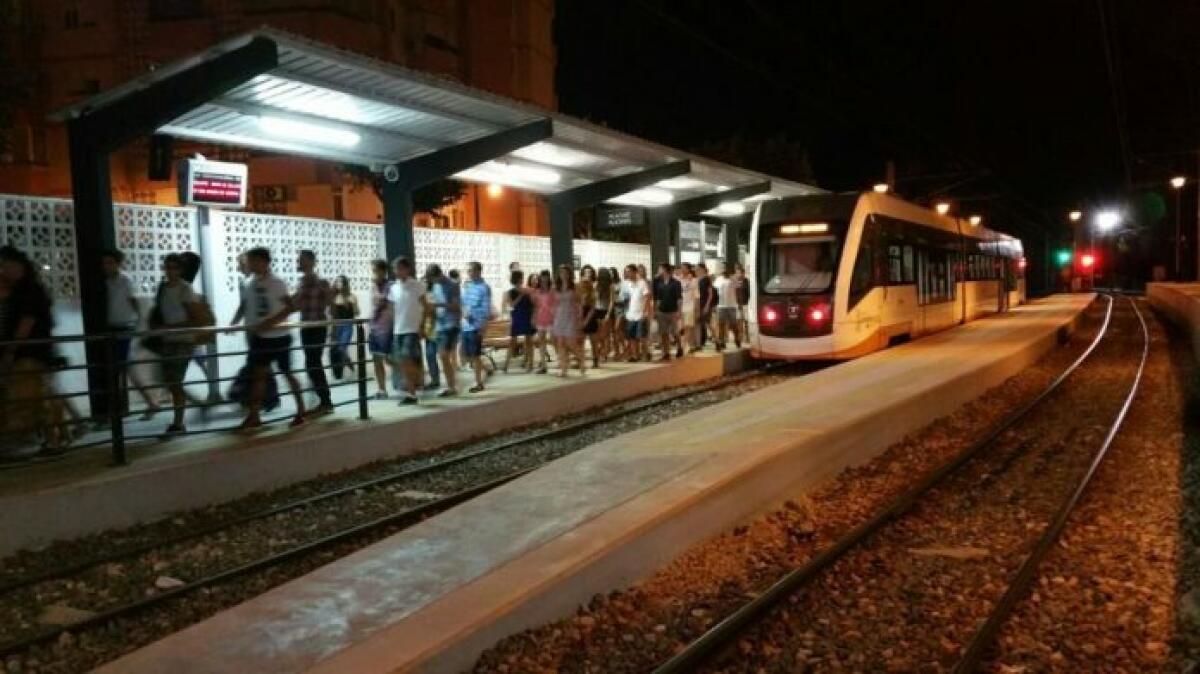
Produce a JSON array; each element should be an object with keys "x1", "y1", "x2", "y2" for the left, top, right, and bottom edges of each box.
[{"x1": 747, "y1": 192, "x2": 1025, "y2": 360}]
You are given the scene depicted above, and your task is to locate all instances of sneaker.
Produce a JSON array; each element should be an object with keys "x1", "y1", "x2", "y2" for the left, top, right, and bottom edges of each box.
[
  {"x1": 289, "y1": 414, "x2": 306, "y2": 428},
  {"x1": 468, "y1": 385, "x2": 485, "y2": 393},
  {"x1": 438, "y1": 388, "x2": 458, "y2": 398},
  {"x1": 162, "y1": 423, "x2": 186, "y2": 439},
  {"x1": 400, "y1": 395, "x2": 419, "y2": 405}
]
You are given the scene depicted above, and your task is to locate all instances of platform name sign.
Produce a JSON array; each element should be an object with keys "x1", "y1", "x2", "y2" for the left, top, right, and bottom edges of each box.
[
  {"x1": 597, "y1": 206, "x2": 645, "y2": 229},
  {"x1": 178, "y1": 158, "x2": 248, "y2": 209}
]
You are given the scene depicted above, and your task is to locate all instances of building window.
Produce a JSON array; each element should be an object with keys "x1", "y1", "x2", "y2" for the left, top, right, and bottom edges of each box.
[{"x1": 148, "y1": 0, "x2": 207, "y2": 21}]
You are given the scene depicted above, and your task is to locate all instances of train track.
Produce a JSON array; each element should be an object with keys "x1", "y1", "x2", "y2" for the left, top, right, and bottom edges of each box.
[
  {"x1": 653, "y1": 295, "x2": 1150, "y2": 673},
  {"x1": 0, "y1": 363, "x2": 791, "y2": 661}
]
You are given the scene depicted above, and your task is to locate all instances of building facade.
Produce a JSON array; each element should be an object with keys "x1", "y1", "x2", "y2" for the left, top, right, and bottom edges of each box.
[{"x1": 0, "y1": 0, "x2": 556, "y2": 235}]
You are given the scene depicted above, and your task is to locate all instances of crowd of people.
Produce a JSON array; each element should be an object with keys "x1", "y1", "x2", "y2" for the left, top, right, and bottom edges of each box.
[{"x1": 0, "y1": 241, "x2": 752, "y2": 455}]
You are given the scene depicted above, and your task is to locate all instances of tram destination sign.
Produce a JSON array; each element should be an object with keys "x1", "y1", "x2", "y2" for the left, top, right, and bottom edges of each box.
[{"x1": 178, "y1": 158, "x2": 248, "y2": 208}]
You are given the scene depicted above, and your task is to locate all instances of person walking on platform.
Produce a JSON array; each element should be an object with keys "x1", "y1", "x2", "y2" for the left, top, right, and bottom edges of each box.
[
  {"x1": 237, "y1": 247, "x2": 306, "y2": 431},
  {"x1": 0, "y1": 246, "x2": 64, "y2": 453},
  {"x1": 533, "y1": 269, "x2": 555, "y2": 374},
  {"x1": 653, "y1": 262, "x2": 683, "y2": 361},
  {"x1": 735, "y1": 263, "x2": 751, "y2": 347},
  {"x1": 713, "y1": 264, "x2": 740, "y2": 350},
  {"x1": 294, "y1": 250, "x2": 333, "y2": 415},
  {"x1": 679, "y1": 262, "x2": 698, "y2": 355},
  {"x1": 388, "y1": 257, "x2": 428, "y2": 405},
  {"x1": 101, "y1": 248, "x2": 159, "y2": 422},
  {"x1": 589, "y1": 267, "x2": 615, "y2": 368},
  {"x1": 149, "y1": 253, "x2": 203, "y2": 437},
  {"x1": 623, "y1": 264, "x2": 651, "y2": 362},
  {"x1": 502, "y1": 269, "x2": 535, "y2": 373},
  {"x1": 461, "y1": 261, "x2": 494, "y2": 393},
  {"x1": 329, "y1": 275, "x2": 358, "y2": 380},
  {"x1": 695, "y1": 263, "x2": 716, "y2": 351},
  {"x1": 426, "y1": 264, "x2": 462, "y2": 397},
  {"x1": 552, "y1": 264, "x2": 585, "y2": 378},
  {"x1": 422, "y1": 280, "x2": 440, "y2": 390},
  {"x1": 368, "y1": 259, "x2": 395, "y2": 399}
]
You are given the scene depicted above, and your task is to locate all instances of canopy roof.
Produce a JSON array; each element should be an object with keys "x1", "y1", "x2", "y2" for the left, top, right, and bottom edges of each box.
[{"x1": 54, "y1": 28, "x2": 822, "y2": 208}]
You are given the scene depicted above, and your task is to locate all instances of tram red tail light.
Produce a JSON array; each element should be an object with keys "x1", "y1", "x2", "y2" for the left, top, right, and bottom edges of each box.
[
  {"x1": 761, "y1": 306, "x2": 780, "y2": 324},
  {"x1": 806, "y1": 303, "x2": 831, "y2": 326}
]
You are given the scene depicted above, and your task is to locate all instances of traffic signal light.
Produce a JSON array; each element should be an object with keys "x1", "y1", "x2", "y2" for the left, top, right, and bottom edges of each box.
[
  {"x1": 1055, "y1": 249, "x2": 1073, "y2": 266},
  {"x1": 1079, "y1": 253, "x2": 1096, "y2": 270}
]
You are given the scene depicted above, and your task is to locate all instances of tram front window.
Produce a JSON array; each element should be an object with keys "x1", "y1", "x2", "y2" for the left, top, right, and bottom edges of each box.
[{"x1": 762, "y1": 236, "x2": 836, "y2": 293}]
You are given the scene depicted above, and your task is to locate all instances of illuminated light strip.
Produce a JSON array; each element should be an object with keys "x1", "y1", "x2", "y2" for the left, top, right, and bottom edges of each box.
[
  {"x1": 257, "y1": 116, "x2": 360, "y2": 148},
  {"x1": 779, "y1": 223, "x2": 828, "y2": 234}
]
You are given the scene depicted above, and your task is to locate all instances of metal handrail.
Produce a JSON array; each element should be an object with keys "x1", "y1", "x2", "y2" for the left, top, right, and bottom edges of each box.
[{"x1": 0, "y1": 316, "x2": 375, "y2": 467}]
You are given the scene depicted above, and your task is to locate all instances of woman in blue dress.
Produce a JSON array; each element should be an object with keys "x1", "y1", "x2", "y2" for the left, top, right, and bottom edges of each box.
[{"x1": 502, "y1": 269, "x2": 537, "y2": 372}]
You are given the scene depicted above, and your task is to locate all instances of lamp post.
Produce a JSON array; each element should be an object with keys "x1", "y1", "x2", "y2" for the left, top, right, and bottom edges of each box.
[
  {"x1": 1094, "y1": 210, "x2": 1121, "y2": 289},
  {"x1": 1172, "y1": 176, "x2": 1186, "y2": 279}
]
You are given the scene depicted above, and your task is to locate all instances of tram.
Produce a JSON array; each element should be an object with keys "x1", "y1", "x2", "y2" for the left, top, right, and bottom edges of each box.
[{"x1": 747, "y1": 192, "x2": 1025, "y2": 360}]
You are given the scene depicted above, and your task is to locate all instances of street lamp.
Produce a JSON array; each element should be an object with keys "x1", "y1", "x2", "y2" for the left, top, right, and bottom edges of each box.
[
  {"x1": 968, "y1": 215, "x2": 982, "y2": 226},
  {"x1": 935, "y1": 202, "x2": 951, "y2": 215},
  {"x1": 1094, "y1": 210, "x2": 1121, "y2": 232},
  {"x1": 1069, "y1": 210, "x2": 1082, "y2": 222},
  {"x1": 1172, "y1": 176, "x2": 1187, "y2": 278},
  {"x1": 873, "y1": 183, "x2": 889, "y2": 194}
]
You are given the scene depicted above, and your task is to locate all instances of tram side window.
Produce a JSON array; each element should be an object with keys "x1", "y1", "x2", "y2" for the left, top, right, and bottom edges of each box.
[
  {"x1": 849, "y1": 241, "x2": 873, "y2": 308},
  {"x1": 885, "y1": 242, "x2": 916, "y2": 284}
]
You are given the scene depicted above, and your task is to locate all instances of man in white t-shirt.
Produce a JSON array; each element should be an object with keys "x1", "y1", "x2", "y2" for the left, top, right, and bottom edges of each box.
[
  {"x1": 238, "y1": 247, "x2": 306, "y2": 430},
  {"x1": 387, "y1": 257, "x2": 429, "y2": 405},
  {"x1": 622, "y1": 264, "x2": 651, "y2": 362},
  {"x1": 101, "y1": 248, "x2": 158, "y2": 422},
  {"x1": 713, "y1": 264, "x2": 741, "y2": 350}
]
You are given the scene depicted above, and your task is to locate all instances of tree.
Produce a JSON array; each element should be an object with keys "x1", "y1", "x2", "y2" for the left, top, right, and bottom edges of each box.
[{"x1": 340, "y1": 165, "x2": 467, "y2": 217}]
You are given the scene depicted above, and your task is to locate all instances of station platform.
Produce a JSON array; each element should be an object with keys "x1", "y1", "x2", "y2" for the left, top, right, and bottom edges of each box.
[
  {"x1": 96, "y1": 294, "x2": 1093, "y2": 674},
  {"x1": 1148, "y1": 282, "x2": 1200, "y2": 357},
  {"x1": 0, "y1": 350, "x2": 746, "y2": 556}
]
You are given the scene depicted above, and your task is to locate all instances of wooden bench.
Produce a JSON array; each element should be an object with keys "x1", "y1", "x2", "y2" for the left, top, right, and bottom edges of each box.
[{"x1": 480, "y1": 320, "x2": 511, "y2": 371}]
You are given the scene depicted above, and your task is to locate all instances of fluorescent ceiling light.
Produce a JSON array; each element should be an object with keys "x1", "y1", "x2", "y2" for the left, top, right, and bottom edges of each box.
[
  {"x1": 454, "y1": 161, "x2": 562, "y2": 189},
  {"x1": 608, "y1": 188, "x2": 675, "y2": 206},
  {"x1": 510, "y1": 142, "x2": 594, "y2": 168},
  {"x1": 257, "y1": 116, "x2": 360, "y2": 147},
  {"x1": 656, "y1": 177, "x2": 707, "y2": 190},
  {"x1": 717, "y1": 201, "x2": 745, "y2": 215},
  {"x1": 744, "y1": 193, "x2": 775, "y2": 202}
]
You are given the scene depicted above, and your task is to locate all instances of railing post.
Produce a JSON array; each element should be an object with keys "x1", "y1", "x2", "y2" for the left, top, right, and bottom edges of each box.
[
  {"x1": 107, "y1": 335, "x2": 127, "y2": 466},
  {"x1": 355, "y1": 323, "x2": 369, "y2": 420}
]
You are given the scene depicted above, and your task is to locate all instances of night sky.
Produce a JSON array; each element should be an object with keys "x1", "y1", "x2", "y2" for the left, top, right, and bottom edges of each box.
[{"x1": 555, "y1": 1, "x2": 1199, "y2": 242}]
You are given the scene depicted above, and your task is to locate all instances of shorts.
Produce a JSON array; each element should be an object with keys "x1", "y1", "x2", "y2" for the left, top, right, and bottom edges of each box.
[
  {"x1": 248, "y1": 335, "x2": 293, "y2": 373},
  {"x1": 369, "y1": 331, "x2": 393, "y2": 357},
  {"x1": 461, "y1": 330, "x2": 483, "y2": 358},
  {"x1": 437, "y1": 327, "x2": 461, "y2": 353},
  {"x1": 160, "y1": 341, "x2": 194, "y2": 384},
  {"x1": 584, "y1": 307, "x2": 608, "y2": 334},
  {"x1": 717, "y1": 307, "x2": 738, "y2": 323},
  {"x1": 625, "y1": 318, "x2": 648, "y2": 340},
  {"x1": 392, "y1": 333, "x2": 422, "y2": 363},
  {"x1": 656, "y1": 312, "x2": 679, "y2": 338},
  {"x1": 736, "y1": 305, "x2": 747, "y2": 321}
]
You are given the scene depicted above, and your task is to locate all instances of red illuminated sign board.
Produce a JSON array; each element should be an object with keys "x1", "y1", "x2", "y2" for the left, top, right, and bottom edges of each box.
[{"x1": 178, "y1": 158, "x2": 248, "y2": 208}]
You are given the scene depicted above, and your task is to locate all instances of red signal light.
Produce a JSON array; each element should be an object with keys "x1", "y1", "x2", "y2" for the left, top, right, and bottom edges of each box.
[{"x1": 1079, "y1": 253, "x2": 1096, "y2": 270}]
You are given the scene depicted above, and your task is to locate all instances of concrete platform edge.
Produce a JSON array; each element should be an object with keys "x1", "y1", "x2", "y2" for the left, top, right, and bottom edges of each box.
[{"x1": 0, "y1": 351, "x2": 747, "y2": 555}]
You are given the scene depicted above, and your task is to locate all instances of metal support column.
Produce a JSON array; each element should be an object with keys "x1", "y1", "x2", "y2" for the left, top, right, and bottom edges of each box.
[
  {"x1": 382, "y1": 180, "x2": 415, "y2": 263},
  {"x1": 647, "y1": 210, "x2": 673, "y2": 270},
  {"x1": 646, "y1": 181, "x2": 769, "y2": 270},
  {"x1": 723, "y1": 213, "x2": 752, "y2": 266},
  {"x1": 67, "y1": 126, "x2": 118, "y2": 420}
]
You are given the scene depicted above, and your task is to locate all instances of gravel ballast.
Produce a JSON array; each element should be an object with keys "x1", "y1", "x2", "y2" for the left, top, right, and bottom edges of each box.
[
  {"x1": 472, "y1": 298, "x2": 1165, "y2": 673},
  {"x1": 0, "y1": 367, "x2": 801, "y2": 674}
]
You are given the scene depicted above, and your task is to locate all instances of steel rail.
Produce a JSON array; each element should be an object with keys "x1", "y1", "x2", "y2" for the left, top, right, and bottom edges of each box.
[
  {"x1": 0, "y1": 364, "x2": 780, "y2": 597},
  {"x1": 652, "y1": 295, "x2": 1117, "y2": 674},
  {"x1": 951, "y1": 295, "x2": 1150, "y2": 672}
]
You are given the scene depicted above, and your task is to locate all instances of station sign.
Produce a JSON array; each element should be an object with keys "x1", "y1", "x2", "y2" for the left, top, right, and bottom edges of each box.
[
  {"x1": 679, "y1": 220, "x2": 703, "y2": 253},
  {"x1": 596, "y1": 206, "x2": 645, "y2": 229},
  {"x1": 178, "y1": 158, "x2": 248, "y2": 208}
]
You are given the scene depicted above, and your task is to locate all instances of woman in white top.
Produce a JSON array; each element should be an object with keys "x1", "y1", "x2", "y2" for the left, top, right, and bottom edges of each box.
[{"x1": 678, "y1": 262, "x2": 698, "y2": 355}]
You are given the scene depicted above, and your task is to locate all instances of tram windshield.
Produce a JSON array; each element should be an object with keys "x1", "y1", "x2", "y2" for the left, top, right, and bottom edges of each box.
[{"x1": 761, "y1": 236, "x2": 837, "y2": 294}]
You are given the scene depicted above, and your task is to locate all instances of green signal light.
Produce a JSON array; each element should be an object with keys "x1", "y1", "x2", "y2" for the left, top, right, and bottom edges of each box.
[{"x1": 1055, "y1": 250, "x2": 1073, "y2": 266}]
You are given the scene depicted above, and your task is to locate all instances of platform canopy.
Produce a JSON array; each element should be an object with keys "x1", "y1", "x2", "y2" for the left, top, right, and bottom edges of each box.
[{"x1": 52, "y1": 28, "x2": 820, "y2": 208}]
